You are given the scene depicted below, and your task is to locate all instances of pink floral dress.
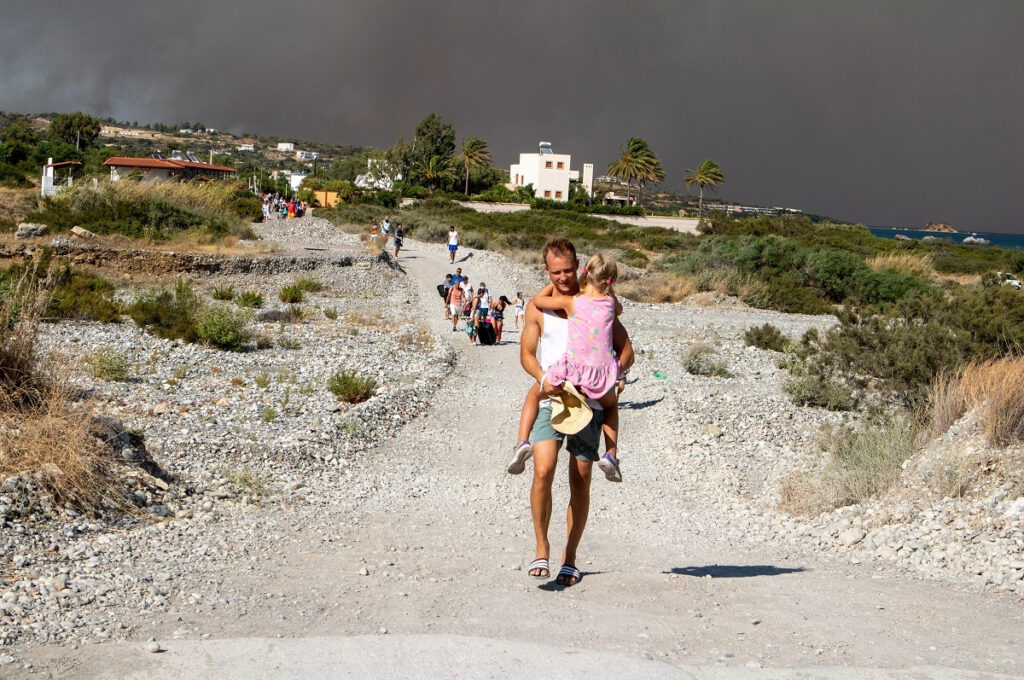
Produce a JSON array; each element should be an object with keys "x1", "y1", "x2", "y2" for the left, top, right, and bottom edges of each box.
[{"x1": 545, "y1": 294, "x2": 620, "y2": 399}]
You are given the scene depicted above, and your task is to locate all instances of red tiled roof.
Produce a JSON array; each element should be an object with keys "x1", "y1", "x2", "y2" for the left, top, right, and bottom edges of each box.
[
  {"x1": 103, "y1": 157, "x2": 235, "y2": 173},
  {"x1": 172, "y1": 160, "x2": 237, "y2": 173},
  {"x1": 104, "y1": 157, "x2": 180, "y2": 169}
]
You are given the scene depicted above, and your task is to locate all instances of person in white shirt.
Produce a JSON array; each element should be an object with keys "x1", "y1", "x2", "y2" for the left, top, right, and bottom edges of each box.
[{"x1": 447, "y1": 225, "x2": 461, "y2": 264}]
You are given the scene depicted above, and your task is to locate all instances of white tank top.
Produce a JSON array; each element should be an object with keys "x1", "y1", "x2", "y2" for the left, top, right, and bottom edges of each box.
[{"x1": 539, "y1": 310, "x2": 602, "y2": 410}]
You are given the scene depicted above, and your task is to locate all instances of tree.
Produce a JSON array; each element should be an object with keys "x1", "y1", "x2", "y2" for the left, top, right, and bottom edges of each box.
[
  {"x1": 684, "y1": 159, "x2": 725, "y2": 230},
  {"x1": 0, "y1": 120, "x2": 38, "y2": 145},
  {"x1": 48, "y1": 112, "x2": 100, "y2": 150},
  {"x1": 415, "y1": 155, "x2": 454, "y2": 193},
  {"x1": 605, "y1": 137, "x2": 663, "y2": 208},
  {"x1": 411, "y1": 114, "x2": 455, "y2": 177},
  {"x1": 455, "y1": 137, "x2": 492, "y2": 196}
]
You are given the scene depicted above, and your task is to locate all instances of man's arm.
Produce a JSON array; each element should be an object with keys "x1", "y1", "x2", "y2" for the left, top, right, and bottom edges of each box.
[{"x1": 520, "y1": 301, "x2": 546, "y2": 384}]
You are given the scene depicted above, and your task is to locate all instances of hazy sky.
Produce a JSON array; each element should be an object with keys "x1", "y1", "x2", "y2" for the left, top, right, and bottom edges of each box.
[{"x1": 2, "y1": 1, "x2": 1022, "y2": 232}]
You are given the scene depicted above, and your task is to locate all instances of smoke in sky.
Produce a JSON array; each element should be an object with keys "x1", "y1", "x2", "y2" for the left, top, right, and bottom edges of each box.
[{"x1": 2, "y1": 1, "x2": 1022, "y2": 232}]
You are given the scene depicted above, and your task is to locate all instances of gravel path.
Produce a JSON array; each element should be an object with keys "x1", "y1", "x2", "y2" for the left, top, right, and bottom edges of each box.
[{"x1": 2, "y1": 221, "x2": 1023, "y2": 677}]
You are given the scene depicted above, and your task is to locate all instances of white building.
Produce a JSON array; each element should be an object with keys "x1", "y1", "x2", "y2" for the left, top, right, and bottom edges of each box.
[
  {"x1": 355, "y1": 158, "x2": 401, "y2": 190},
  {"x1": 295, "y1": 150, "x2": 319, "y2": 161},
  {"x1": 289, "y1": 172, "x2": 307, "y2": 193},
  {"x1": 509, "y1": 141, "x2": 593, "y2": 201},
  {"x1": 277, "y1": 142, "x2": 295, "y2": 152},
  {"x1": 237, "y1": 144, "x2": 255, "y2": 152}
]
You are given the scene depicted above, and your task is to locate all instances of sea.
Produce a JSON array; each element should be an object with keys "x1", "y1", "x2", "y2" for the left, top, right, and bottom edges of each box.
[{"x1": 868, "y1": 227, "x2": 1024, "y2": 251}]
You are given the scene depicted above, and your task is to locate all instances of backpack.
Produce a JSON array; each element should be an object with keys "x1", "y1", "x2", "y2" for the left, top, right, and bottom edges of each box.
[{"x1": 437, "y1": 284, "x2": 447, "y2": 298}]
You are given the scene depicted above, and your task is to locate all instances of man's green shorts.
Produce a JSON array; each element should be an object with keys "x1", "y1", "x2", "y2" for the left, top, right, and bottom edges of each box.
[{"x1": 529, "y1": 405, "x2": 604, "y2": 462}]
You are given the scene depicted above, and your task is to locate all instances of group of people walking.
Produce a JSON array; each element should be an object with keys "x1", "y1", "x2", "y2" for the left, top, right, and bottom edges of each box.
[
  {"x1": 261, "y1": 193, "x2": 308, "y2": 221},
  {"x1": 439, "y1": 267, "x2": 525, "y2": 346}
]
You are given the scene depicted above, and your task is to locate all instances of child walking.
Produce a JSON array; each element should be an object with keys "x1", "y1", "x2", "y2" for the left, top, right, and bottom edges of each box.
[{"x1": 507, "y1": 253, "x2": 624, "y2": 482}]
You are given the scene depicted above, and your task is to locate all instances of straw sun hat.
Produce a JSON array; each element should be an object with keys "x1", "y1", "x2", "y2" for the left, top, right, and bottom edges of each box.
[{"x1": 550, "y1": 382, "x2": 594, "y2": 435}]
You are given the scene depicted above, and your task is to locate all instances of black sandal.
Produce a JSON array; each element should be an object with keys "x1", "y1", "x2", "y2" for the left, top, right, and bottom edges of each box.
[{"x1": 556, "y1": 564, "x2": 582, "y2": 586}]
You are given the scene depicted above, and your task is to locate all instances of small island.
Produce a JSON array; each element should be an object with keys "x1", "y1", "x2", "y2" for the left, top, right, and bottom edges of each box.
[{"x1": 921, "y1": 222, "x2": 957, "y2": 233}]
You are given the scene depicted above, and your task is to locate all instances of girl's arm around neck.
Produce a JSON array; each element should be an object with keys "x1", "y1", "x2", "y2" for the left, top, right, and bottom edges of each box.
[{"x1": 532, "y1": 292, "x2": 575, "y2": 314}]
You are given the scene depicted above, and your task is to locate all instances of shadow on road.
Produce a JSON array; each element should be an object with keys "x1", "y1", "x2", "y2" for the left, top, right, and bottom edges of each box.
[
  {"x1": 619, "y1": 396, "x2": 664, "y2": 410},
  {"x1": 667, "y1": 564, "x2": 806, "y2": 578},
  {"x1": 536, "y1": 570, "x2": 605, "y2": 591}
]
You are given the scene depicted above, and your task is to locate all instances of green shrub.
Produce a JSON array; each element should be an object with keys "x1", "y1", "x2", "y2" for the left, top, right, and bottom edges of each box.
[
  {"x1": 254, "y1": 372, "x2": 271, "y2": 387},
  {"x1": 127, "y1": 280, "x2": 201, "y2": 342},
  {"x1": 235, "y1": 290, "x2": 263, "y2": 308},
  {"x1": 744, "y1": 323, "x2": 789, "y2": 352},
  {"x1": 682, "y1": 343, "x2": 731, "y2": 378},
  {"x1": 276, "y1": 333, "x2": 301, "y2": 350},
  {"x1": 279, "y1": 285, "x2": 303, "y2": 303},
  {"x1": 83, "y1": 349, "x2": 131, "y2": 381},
  {"x1": 293, "y1": 276, "x2": 322, "y2": 293},
  {"x1": 195, "y1": 304, "x2": 253, "y2": 351},
  {"x1": 784, "y1": 372, "x2": 856, "y2": 411},
  {"x1": 260, "y1": 407, "x2": 278, "y2": 423},
  {"x1": 324, "y1": 306, "x2": 338, "y2": 320},
  {"x1": 212, "y1": 286, "x2": 235, "y2": 301},
  {"x1": 327, "y1": 370, "x2": 377, "y2": 403},
  {"x1": 46, "y1": 266, "x2": 122, "y2": 323}
]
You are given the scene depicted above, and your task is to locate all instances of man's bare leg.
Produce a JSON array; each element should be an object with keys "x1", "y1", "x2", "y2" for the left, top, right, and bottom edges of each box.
[
  {"x1": 561, "y1": 456, "x2": 593, "y2": 584},
  {"x1": 529, "y1": 439, "x2": 559, "y2": 577}
]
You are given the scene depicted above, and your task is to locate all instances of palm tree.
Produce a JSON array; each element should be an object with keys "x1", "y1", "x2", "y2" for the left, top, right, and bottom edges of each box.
[
  {"x1": 607, "y1": 137, "x2": 664, "y2": 208},
  {"x1": 455, "y1": 137, "x2": 492, "y2": 196},
  {"x1": 416, "y1": 155, "x2": 454, "y2": 194},
  {"x1": 684, "y1": 159, "x2": 725, "y2": 230}
]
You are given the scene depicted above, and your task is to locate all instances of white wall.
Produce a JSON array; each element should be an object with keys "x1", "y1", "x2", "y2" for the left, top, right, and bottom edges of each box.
[{"x1": 509, "y1": 152, "x2": 573, "y2": 200}]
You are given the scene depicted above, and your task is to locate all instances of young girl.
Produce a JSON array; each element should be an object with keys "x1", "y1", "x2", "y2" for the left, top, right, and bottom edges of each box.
[
  {"x1": 513, "y1": 292, "x2": 526, "y2": 329},
  {"x1": 507, "y1": 253, "x2": 624, "y2": 482}
]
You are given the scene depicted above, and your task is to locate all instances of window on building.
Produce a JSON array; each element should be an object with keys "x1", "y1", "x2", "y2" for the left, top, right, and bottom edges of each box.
[
  {"x1": 557, "y1": 162, "x2": 564, "y2": 169},
  {"x1": 555, "y1": 191, "x2": 562, "y2": 198},
  {"x1": 545, "y1": 161, "x2": 553, "y2": 169},
  {"x1": 544, "y1": 190, "x2": 551, "y2": 198}
]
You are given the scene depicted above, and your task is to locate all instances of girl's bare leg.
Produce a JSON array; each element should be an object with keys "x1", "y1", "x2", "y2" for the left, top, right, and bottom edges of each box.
[
  {"x1": 598, "y1": 390, "x2": 619, "y2": 460},
  {"x1": 518, "y1": 382, "x2": 542, "y2": 444}
]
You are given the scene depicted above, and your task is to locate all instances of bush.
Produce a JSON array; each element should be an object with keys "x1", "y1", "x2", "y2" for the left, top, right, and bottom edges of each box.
[
  {"x1": 212, "y1": 286, "x2": 235, "y2": 301},
  {"x1": 83, "y1": 349, "x2": 131, "y2": 381},
  {"x1": 279, "y1": 285, "x2": 303, "y2": 303},
  {"x1": 235, "y1": 290, "x2": 263, "y2": 308},
  {"x1": 293, "y1": 276, "x2": 322, "y2": 292},
  {"x1": 744, "y1": 323, "x2": 789, "y2": 352},
  {"x1": 195, "y1": 304, "x2": 253, "y2": 351},
  {"x1": 327, "y1": 370, "x2": 377, "y2": 403},
  {"x1": 46, "y1": 265, "x2": 122, "y2": 323},
  {"x1": 127, "y1": 280, "x2": 201, "y2": 343},
  {"x1": 682, "y1": 343, "x2": 731, "y2": 378},
  {"x1": 784, "y1": 372, "x2": 856, "y2": 411},
  {"x1": 324, "y1": 306, "x2": 338, "y2": 320},
  {"x1": 821, "y1": 417, "x2": 920, "y2": 508}
]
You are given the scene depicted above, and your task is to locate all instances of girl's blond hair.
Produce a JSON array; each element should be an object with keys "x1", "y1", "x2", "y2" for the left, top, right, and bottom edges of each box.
[{"x1": 580, "y1": 252, "x2": 618, "y2": 295}]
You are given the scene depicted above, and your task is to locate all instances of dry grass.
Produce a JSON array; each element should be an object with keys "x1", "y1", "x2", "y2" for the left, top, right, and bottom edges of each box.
[
  {"x1": 936, "y1": 272, "x2": 982, "y2": 286},
  {"x1": 866, "y1": 251, "x2": 938, "y2": 279},
  {"x1": 345, "y1": 309, "x2": 390, "y2": 327},
  {"x1": 0, "y1": 383, "x2": 128, "y2": 510},
  {"x1": 1, "y1": 264, "x2": 130, "y2": 511},
  {"x1": 778, "y1": 417, "x2": 922, "y2": 515},
  {"x1": 959, "y1": 357, "x2": 1024, "y2": 445},
  {"x1": 618, "y1": 272, "x2": 697, "y2": 303},
  {"x1": 927, "y1": 371, "x2": 967, "y2": 439}
]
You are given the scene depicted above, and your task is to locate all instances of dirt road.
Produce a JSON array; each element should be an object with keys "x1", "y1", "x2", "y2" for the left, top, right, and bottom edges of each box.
[{"x1": 12, "y1": 236, "x2": 1023, "y2": 679}]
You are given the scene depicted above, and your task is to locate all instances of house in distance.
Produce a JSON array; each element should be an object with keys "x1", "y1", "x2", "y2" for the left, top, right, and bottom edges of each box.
[{"x1": 509, "y1": 141, "x2": 593, "y2": 201}]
